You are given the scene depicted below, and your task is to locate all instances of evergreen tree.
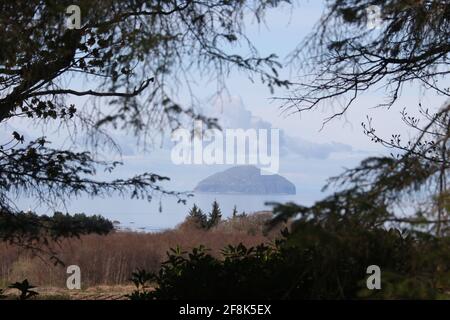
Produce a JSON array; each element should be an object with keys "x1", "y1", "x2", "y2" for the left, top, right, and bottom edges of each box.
[
  {"x1": 187, "y1": 204, "x2": 207, "y2": 229},
  {"x1": 232, "y1": 205, "x2": 238, "y2": 219},
  {"x1": 207, "y1": 201, "x2": 222, "y2": 229},
  {"x1": 281, "y1": 0, "x2": 450, "y2": 235}
]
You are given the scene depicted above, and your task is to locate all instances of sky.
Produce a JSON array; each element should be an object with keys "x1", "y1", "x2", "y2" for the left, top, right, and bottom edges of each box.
[{"x1": 2, "y1": 1, "x2": 449, "y2": 228}]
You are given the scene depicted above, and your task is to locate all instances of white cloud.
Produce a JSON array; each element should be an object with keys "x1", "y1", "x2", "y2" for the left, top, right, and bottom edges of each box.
[{"x1": 204, "y1": 95, "x2": 353, "y2": 159}]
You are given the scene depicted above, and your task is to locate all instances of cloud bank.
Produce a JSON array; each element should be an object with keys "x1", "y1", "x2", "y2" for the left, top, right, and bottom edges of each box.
[{"x1": 204, "y1": 96, "x2": 353, "y2": 160}]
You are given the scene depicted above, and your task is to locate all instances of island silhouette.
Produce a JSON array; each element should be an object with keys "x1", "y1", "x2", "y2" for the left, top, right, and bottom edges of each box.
[{"x1": 194, "y1": 165, "x2": 296, "y2": 195}]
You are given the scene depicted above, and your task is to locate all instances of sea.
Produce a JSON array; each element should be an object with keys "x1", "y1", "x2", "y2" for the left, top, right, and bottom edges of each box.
[{"x1": 100, "y1": 191, "x2": 320, "y2": 232}]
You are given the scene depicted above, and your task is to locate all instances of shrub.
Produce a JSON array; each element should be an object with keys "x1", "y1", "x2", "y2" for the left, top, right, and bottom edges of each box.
[
  {"x1": 129, "y1": 224, "x2": 450, "y2": 300},
  {"x1": 0, "y1": 212, "x2": 271, "y2": 287}
]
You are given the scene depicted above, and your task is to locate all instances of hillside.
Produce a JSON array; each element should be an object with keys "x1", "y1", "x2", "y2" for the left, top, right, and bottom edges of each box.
[{"x1": 194, "y1": 166, "x2": 296, "y2": 195}]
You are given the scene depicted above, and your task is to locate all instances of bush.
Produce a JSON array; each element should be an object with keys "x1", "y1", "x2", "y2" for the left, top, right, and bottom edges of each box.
[
  {"x1": 0, "y1": 213, "x2": 271, "y2": 287},
  {"x1": 129, "y1": 223, "x2": 450, "y2": 300}
]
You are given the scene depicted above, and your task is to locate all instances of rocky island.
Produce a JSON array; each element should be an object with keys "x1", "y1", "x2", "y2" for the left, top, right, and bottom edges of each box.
[{"x1": 194, "y1": 165, "x2": 296, "y2": 195}]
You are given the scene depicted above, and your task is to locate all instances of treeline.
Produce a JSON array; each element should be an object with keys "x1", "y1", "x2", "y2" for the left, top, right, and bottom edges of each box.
[
  {"x1": 130, "y1": 201, "x2": 450, "y2": 300},
  {"x1": 0, "y1": 204, "x2": 277, "y2": 294},
  {"x1": 184, "y1": 202, "x2": 249, "y2": 230}
]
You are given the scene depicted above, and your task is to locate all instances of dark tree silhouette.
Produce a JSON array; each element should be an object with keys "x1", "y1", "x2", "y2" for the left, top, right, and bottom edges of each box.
[
  {"x1": 187, "y1": 203, "x2": 208, "y2": 229},
  {"x1": 0, "y1": 0, "x2": 290, "y2": 250},
  {"x1": 232, "y1": 205, "x2": 238, "y2": 218},
  {"x1": 273, "y1": 0, "x2": 450, "y2": 235},
  {"x1": 207, "y1": 200, "x2": 222, "y2": 229},
  {"x1": 281, "y1": 0, "x2": 449, "y2": 120}
]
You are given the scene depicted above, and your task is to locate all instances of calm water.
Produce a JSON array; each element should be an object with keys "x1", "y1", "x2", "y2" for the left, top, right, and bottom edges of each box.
[
  {"x1": 20, "y1": 185, "x2": 325, "y2": 231},
  {"x1": 104, "y1": 192, "x2": 318, "y2": 231}
]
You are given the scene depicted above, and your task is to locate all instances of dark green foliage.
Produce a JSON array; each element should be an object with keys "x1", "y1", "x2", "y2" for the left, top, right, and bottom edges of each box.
[
  {"x1": 127, "y1": 268, "x2": 155, "y2": 300},
  {"x1": 207, "y1": 200, "x2": 222, "y2": 229},
  {"x1": 8, "y1": 279, "x2": 39, "y2": 300},
  {"x1": 130, "y1": 197, "x2": 450, "y2": 299},
  {"x1": 0, "y1": 211, "x2": 114, "y2": 265},
  {"x1": 267, "y1": 191, "x2": 392, "y2": 232},
  {"x1": 185, "y1": 202, "x2": 223, "y2": 230},
  {"x1": 130, "y1": 228, "x2": 450, "y2": 300},
  {"x1": 187, "y1": 204, "x2": 208, "y2": 229},
  {"x1": 0, "y1": 211, "x2": 113, "y2": 242}
]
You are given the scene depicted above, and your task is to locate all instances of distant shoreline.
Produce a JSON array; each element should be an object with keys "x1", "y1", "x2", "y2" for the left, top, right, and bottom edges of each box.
[{"x1": 193, "y1": 191, "x2": 297, "y2": 196}]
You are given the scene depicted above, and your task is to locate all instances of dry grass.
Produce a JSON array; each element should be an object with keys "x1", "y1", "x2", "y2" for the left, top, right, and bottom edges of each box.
[
  {"x1": 0, "y1": 212, "x2": 283, "y2": 289},
  {"x1": 1, "y1": 285, "x2": 135, "y2": 300}
]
